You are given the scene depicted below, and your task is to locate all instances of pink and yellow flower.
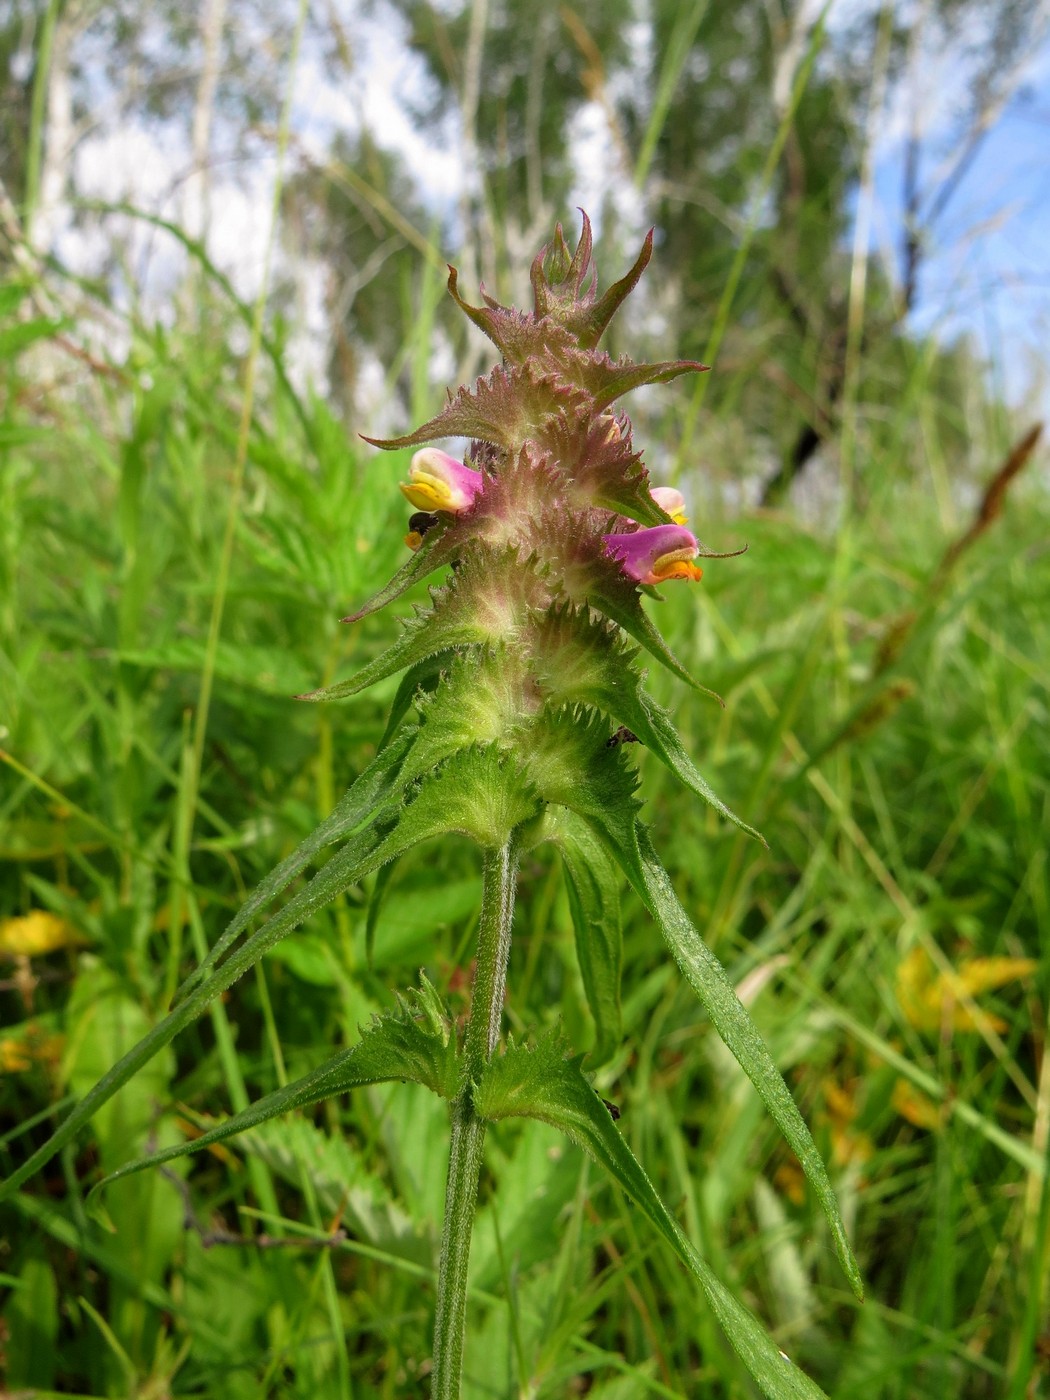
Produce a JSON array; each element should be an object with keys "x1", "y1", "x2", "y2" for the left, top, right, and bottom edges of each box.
[
  {"x1": 400, "y1": 449, "x2": 484, "y2": 515},
  {"x1": 650, "y1": 486, "x2": 688, "y2": 524},
  {"x1": 602, "y1": 523, "x2": 703, "y2": 585}
]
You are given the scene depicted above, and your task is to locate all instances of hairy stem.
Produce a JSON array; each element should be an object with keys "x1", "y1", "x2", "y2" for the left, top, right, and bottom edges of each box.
[{"x1": 431, "y1": 840, "x2": 517, "y2": 1399}]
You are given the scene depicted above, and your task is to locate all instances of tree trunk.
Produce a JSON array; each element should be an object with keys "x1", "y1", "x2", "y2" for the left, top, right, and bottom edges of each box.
[{"x1": 184, "y1": 0, "x2": 229, "y2": 246}]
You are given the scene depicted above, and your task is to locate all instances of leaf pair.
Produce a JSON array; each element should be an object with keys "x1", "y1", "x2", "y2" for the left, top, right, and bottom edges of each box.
[
  {"x1": 576, "y1": 811, "x2": 863, "y2": 1306},
  {"x1": 85, "y1": 977, "x2": 459, "y2": 1225},
  {"x1": 0, "y1": 733, "x2": 520, "y2": 1202},
  {"x1": 86, "y1": 980, "x2": 831, "y2": 1400},
  {"x1": 477, "y1": 1034, "x2": 829, "y2": 1400}
]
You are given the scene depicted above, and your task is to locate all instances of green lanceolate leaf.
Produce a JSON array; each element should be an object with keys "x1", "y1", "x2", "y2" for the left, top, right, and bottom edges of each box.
[
  {"x1": 362, "y1": 363, "x2": 556, "y2": 452},
  {"x1": 378, "y1": 649, "x2": 459, "y2": 749},
  {"x1": 549, "y1": 811, "x2": 623, "y2": 1066},
  {"x1": 297, "y1": 612, "x2": 479, "y2": 704},
  {"x1": 1, "y1": 754, "x2": 508, "y2": 1203},
  {"x1": 88, "y1": 980, "x2": 460, "y2": 1221},
  {"x1": 587, "y1": 577, "x2": 714, "y2": 696},
  {"x1": 0, "y1": 821, "x2": 387, "y2": 1202},
  {"x1": 340, "y1": 531, "x2": 456, "y2": 624},
  {"x1": 175, "y1": 725, "x2": 419, "y2": 1005},
  {"x1": 602, "y1": 681, "x2": 766, "y2": 844},
  {"x1": 587, "y1": 357, "x2": 708, "y2": 413},
  {"x1": 608, "y1": 822, "x2": 863, "y2": 1302},
  {"x1": 301, "y1": 548, "x2": 535, "y2": 706},
  {"x1": 590, "y1": 480, "x2": 669, "y2": 528},
  {"x1": 474, "y1": 1036, "x2": 828, "y2": 1400}
]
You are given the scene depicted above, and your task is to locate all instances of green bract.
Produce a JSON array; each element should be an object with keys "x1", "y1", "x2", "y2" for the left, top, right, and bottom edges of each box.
[{"x1": 4, "y1": 215, "x2": 860, "y2": 1400}]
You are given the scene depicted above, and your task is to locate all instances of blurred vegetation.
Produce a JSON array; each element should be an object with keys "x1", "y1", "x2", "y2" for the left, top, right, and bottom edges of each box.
[{"x1": 1, "y1": 1, "x2": 1048, "y2": 1397}]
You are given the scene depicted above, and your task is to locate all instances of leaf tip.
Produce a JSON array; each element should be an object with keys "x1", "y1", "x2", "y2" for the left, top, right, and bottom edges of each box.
[
  {"x1": 843, "y1": 1247, "x2": 865, "y2": 1301},
  {"x1": 85, "y1": 1184, "x2": 117, "y2": 1233}
]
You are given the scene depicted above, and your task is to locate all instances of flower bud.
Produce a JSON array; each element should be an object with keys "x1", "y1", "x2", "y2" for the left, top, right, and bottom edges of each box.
[
  {"x1": 650, "y1": 487, "x2": 688, "y2": 524},
  {"x1": 602, "y1": 524, "x2": 703, "y2": 585},
  {"x1": 400, "y1": 449, "x2": 484, "y2": 514}
]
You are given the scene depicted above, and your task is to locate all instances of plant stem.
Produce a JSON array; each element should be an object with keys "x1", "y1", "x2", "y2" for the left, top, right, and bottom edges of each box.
[{"x1": 431, "y1": 840, "x2": 518, "y2": 1399}]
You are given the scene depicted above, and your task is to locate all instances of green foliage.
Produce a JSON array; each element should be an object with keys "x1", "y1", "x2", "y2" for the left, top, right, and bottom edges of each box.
[
  {"x1": 2, "y1": 21, "x2": 1048, "y2": 1390},
  {"x1": 88, "y1": 978, "x2": 460, "y2": 1219},
  {"x1": 2, "y1": 265, "x2": 1046, "y2": 1390},
  {"x1": 475, "y1": 1031, "x2": 828, "y2": 1398},
  {"x1": 549, "y1": 811, "x2": 623, "y2": 1067}
]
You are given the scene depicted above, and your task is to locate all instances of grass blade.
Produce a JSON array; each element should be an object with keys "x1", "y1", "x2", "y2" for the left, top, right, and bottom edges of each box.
[{"x1": 476, "y1": 1036, "x2": 828, "y2": 1399}]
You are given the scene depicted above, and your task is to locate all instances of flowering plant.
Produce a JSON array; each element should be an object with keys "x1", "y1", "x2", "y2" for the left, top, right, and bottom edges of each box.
[{"x1": 1, "y1": 215, "x2": 859, "y2": 1398}]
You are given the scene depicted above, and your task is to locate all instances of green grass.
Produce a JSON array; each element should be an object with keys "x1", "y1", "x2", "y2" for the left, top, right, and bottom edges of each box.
[{"x1": 1, "y1": 219, "x2": 1048, "y2": 1400}]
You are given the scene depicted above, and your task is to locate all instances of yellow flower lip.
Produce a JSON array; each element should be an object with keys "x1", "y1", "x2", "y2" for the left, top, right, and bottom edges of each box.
[
  {"x1": 400, "y1": 476, "x2": 449, "y2": 512},
  {"x1": 650, "y1": 552, "x2": 703, "y2": 583}
]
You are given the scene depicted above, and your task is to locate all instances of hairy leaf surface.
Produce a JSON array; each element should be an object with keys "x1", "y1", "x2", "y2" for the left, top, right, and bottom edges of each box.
[{"x1": 475, "y1": 1036, "x2": 828, "y2": 1399}]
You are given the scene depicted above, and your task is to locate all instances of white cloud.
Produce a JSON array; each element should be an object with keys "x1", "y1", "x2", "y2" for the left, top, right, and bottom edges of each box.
[
  {"x1": 74, "y1": 121, "x2": 189, "y2": 207},
  {"x1": 284, "y1": 255, "x2": 332, "y2": 395},
  {"x1": 292, "y1": 3, "x2": 463, "y2": 207}
]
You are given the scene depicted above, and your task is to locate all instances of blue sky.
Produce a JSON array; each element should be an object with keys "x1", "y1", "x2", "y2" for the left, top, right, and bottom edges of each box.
[{"x1": 872, "y1": 39, "x2": 1050, "y2": 411}]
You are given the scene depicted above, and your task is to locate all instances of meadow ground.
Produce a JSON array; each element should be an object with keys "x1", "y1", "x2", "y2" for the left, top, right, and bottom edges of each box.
[{"x1": 1, "y1": 255, "x2": 1048, "y2": 1399}]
